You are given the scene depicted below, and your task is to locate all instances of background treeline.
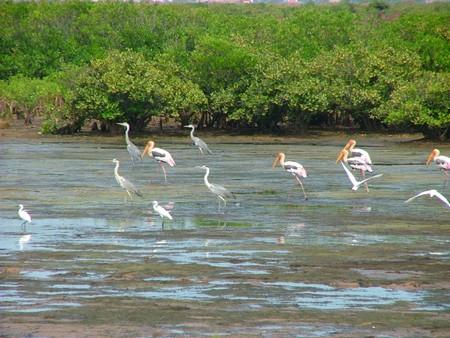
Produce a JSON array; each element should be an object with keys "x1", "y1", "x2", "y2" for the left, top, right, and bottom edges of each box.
[{"x1": 0, "y1": 1, "x2": 449, "y2": 139}]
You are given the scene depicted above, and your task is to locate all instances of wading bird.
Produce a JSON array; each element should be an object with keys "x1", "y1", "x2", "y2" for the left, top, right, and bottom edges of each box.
[
  {"x1": 184, "y1": 124, "x2": 212, "y2": 155},
  {"x1": 343, "y1": 139, "x2": 372, "y2": 165},
  {"x1": 152, "y1": 201, "x2": 173, "y2": 227},
  {"x1": 198, "y1": 165, "x2": 234, "y2": 210},
  {"x1": 405, "y1": 189, "x2": 450, "y2": 209},
  {"x1": 112, "y1": 159, "x2": 143, "y2": 200},
  {"x1": 340, "y1": 161, "x2": 383, "y2": 191},
  {"x1": 141, "y1": 140, "x2": 175, "y2": 182},
  {"x1": 426, "y1": 149, "x2": 450, "y2": 177},
  {"x1": 18, "y1": 204, "x2": 32, "y2": 231},
  {"x1": 117, "y1": 122, "x2": 142, "y2": 165},
  {"x1": 336, "y1": 148, "x2": 373, "y2": 192},
  {"x1": 273, "y1": 152, "x2": 308, "y2": 200}
]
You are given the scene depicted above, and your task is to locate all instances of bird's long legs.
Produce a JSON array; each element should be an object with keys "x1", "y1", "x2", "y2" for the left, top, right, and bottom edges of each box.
[
  {"x1": 21, "y1": 221, "x2": 27, "y2": 233},
  {"x1": 361, "y1": 170, "x2": 369, "y2": 192},
  {"x1": 199, "y1": 148, "x2": 204, "y2": 155},
  {"x1": 159, "y1": 163, "x2": 167, "y2": 182},
  {"x1": 217, "y1": 196, "x2": 227, "y2": 212},
  {"x1": 443, "y1": 170, "x2": 449, "y2": 190},
  {"x1": 294, "y1": 176, "x2": 308, "y2": 200}
]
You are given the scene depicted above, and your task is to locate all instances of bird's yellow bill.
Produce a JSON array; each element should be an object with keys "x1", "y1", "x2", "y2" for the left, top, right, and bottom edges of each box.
[
  {"x1": 336, "y1": 149, "x2": 347, "y2": 163},
  {"x1": 426, "y1": 149, "x2": 438, "y2": 165}
]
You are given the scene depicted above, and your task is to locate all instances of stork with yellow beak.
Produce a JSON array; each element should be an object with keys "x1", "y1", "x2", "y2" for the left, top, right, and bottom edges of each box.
[
  {"x1": 141, "y1": 140, "x2": 176, "y2": 182},
  {"x1": 426, "y1": 149, "x2": 450, "y2": 177},
  {"x1": 343, "y1": 139, "x2": 372, "y2": 165},
  {"x1": 273, "y1": 152, "x2": 308, "y2": 200}
]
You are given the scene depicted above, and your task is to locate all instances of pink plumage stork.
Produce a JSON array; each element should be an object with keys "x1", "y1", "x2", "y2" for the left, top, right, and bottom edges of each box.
[
  {"x1": 273, "y1": 152, "x2": 308, "y2": 200},
  {"x1": 426, "y1": 148, "x2": 450, "y2": 177},
  {"x1": 142, "y1": 140, "x2": 176, "y2": 182},
  {"x1": 343, "y1": 139, "x2": 372, "y2": 165}
]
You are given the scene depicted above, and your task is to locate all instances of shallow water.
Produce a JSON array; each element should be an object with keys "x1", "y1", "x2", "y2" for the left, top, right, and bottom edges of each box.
[{"x1": 1, "y1": 137, "x2": 449, "y2": 336}]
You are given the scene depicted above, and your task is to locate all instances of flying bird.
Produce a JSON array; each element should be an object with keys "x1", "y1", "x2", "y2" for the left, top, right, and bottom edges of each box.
[
  {"x1": 343, "y1": 139, "x2": 372, "y2": 165},
  {"x1": 184, "y1": 124, "x2": 212, "y2": 155},
  {"x1": 117, "y1": 122, "x2": 142, "y2": 165},
  {"x1": 18, "y1": 204, "x2": 32, "y2": 231},
  {"x1": 198, "y1": 165, "x2": 235, "y2": 210},
  {"x1": 142, "y1": 140, "x2": 176, "y2": 182},
  {"x1": 426, "y1": 149, "x2": 450, "y2": 177},
  {"x1": 152, "y1": 201, "x2": 173, "y2": 227},
  {"x1": 273, "y1": 152, "x2": 308, "y2": 200},
  {"x1": 405, "y1": 189, "x2": 450, "y2": 209},
  {"x1": 112, "y1": 159, "x2": 143, "y2": 200},
  {"x1": 340, "y1": 161, "x2": 383, "y2": 191}
]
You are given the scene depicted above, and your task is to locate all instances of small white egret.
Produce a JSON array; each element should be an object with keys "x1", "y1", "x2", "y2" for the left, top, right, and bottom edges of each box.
[
  {"x1": 273, "y1": 152, "x2": 308, "y2": 200},
  {"x1": 405, "y1": 189, "x2": 450, "y2": 209},
  {"x1": 152, "y1": 201, "x2": 173, "y2": 227},
  {"x1": 117, "y1": 122, "x2": 142, "y2": 165},
  {"x1": 184, "y1": 124, "x2": 212, "y2": 155},
  {"x1": 18, "y1": 204, "x2": 32, "y2": 231},
  {"x1": 340, "y1": 161, "x2": 383, "y2": 191},
  {"x1": 112, "y1": 159, "x2": 143, "y2": 200},
  {"x1": 142, "y1": 140, "x2": 176, "y2": 182}
]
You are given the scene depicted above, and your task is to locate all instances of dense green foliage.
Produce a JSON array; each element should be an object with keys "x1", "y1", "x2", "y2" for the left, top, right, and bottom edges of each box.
[{"x1": 0, "y1": 1, "x2": 448, "y2": 138}]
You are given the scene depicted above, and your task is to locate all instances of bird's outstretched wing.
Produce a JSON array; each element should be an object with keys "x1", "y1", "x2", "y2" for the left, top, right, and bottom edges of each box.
[
  {"x1": 405, "y1": 189, "x2": 450, "y2": 209},
  {"x1": 358, "y1": 174, "x2": 383, "y2": 186},
  {"x1": 340, "y1": 161, "x2": 358, "y2": 186}
]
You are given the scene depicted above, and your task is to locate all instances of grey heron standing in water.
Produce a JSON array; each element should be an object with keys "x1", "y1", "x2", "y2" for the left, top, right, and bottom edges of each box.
[
  {"x1": 112, "y1": 159, "x2": 143, "y2": 200},
  {"x1": 117, "y1": 122, "x2": 142, "y2": 165},
  {"x1": 184, "y1": 124, "x2": 212, "y2": 155},
  {"x1": 197, "y1": 165, "x2": 234, "y2": 210}
]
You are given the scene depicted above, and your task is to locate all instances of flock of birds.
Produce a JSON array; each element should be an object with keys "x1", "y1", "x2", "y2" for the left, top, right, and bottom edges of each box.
[{"x1": 17, "y1": 122, "x2": 450, "y2": 230}]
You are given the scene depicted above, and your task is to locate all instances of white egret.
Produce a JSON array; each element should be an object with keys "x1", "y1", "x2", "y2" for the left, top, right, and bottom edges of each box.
[
  {"x1": 18, "y1": 204, "x2": 32, "y2": 231},
  {"x1": 152, "y1": 201, "x2": 173, "y2": 227},
  {"x1": 405, "y1": 189, "x2": 450, "y2": 209}
]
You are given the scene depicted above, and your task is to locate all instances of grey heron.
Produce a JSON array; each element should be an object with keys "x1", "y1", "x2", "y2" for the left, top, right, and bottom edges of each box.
[
  {"x1": 142, "y1": 140, "x2": 176, "y2": 182},
  {"x1": 117, "y1": 122, "x2": 142, "y2": 165},
  {"x1": 18, "y1": 204, "x2": 32, "y2": 231},
  {"x1": 197, "y1": 165, "x2": 235, "y2": 210},
  {"x1": 184, "y1": 124, "x2": 212, "y2": 155},
  {"x1": 152, "y1": 201, "x2": 173, "y2": 227},
  {"x1": 112, "y1": 159, "x2": 143, "y2": 200},
  {"x1": 405, "y1": 189, "x2": 450, "y2": 209},
  {"x1": 273, "y1": 152, "x2": 308, "y2": 200},
  {"x1": 340, "y1": 161, "x2": 383, "y2": 191}
]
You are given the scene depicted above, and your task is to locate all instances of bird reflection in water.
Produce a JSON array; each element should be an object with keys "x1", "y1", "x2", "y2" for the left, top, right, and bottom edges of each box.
[{"x1": 19, "y1": 234, "x2": 31, "y2": 251}]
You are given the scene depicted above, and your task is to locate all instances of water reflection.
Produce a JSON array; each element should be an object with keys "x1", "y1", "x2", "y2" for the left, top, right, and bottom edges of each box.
[{"x1": 18, "y1": 234, "x2": 31, "y2": 251}]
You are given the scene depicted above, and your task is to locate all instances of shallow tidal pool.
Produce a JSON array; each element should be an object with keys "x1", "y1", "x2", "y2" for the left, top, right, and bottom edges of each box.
[{"x1": 0, "y1": 135, "x2": 449, "y2": 336}]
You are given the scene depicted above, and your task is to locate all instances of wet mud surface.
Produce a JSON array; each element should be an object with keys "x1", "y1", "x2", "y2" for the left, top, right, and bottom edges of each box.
[{"x1": 0, "y1": 134, "x2": 449, "y2": 336}]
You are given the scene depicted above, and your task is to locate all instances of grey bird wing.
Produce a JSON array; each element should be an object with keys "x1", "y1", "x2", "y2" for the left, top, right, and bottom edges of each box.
[
  {"x1": 127, "y1": 142, "x2": 142, "y2": 163},
  {"x1": 210, "y1": 183, "x2": 235, "y2": 199},
  {"x1": 120, "y1": 177, "x2": 143, "y2": 197},
  {"x1": 195, "y1": 137, "x2": 212, "y2": 154}
]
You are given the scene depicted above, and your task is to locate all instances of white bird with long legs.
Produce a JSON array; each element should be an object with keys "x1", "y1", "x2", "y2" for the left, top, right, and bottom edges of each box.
[
  {"x1": 340, "y1": 161, "x2": 383, "y2": 191},
  {"x1": 336, "y1": 148, "x2": 373, "y2": 192},
  {"x1": 405, "y1": 189, "x2": 450, "y2": 209},
  {"x1": 184, "y1": 124, "x2": 212, "y2": 155},
  {"x1": 152, "y1": 201, "x2": 173, "y2": 227},
  {"x1": 197, "y1": 165, "x2": 234, "y2": 210},
  {"x1": 117, "y1": 122, "x2": 142, "y2": 165},
  {"x1": 18, "y1": 204, "x2": 32, "y2": 231},
  {"x1": 141, "y1": 140, "x2": 176, "y2": 182},
  {"x1": 112, "y1": 159, "x2": 143, "y2": 200},
  {"x1": 343, "y1": 139, "x2": 372, "y2": 165},
  {"x1": 273, "y1": 152, "x2": 308, "y2": 200},
  {"x1": 426, "y1": 149, "x2": 450, "y2": 178}
]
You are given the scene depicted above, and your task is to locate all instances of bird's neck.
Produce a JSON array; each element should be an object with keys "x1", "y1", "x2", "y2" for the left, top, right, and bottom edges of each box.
[
  {"x1": 114, "y1": 162, "x2": 120, "y2": 176},
  {"x1": 279, "y1": 155, "x2": 285, "y2": 167},
  {"x1": 124, "y1": 126, "x2": 130, "y2": 143},
  {"x1": 190, "y1": 127, "x2": 195, "y2": 139},
  {"x1": 203, "y1": 168, "x2": 210, "y2": 186}
]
